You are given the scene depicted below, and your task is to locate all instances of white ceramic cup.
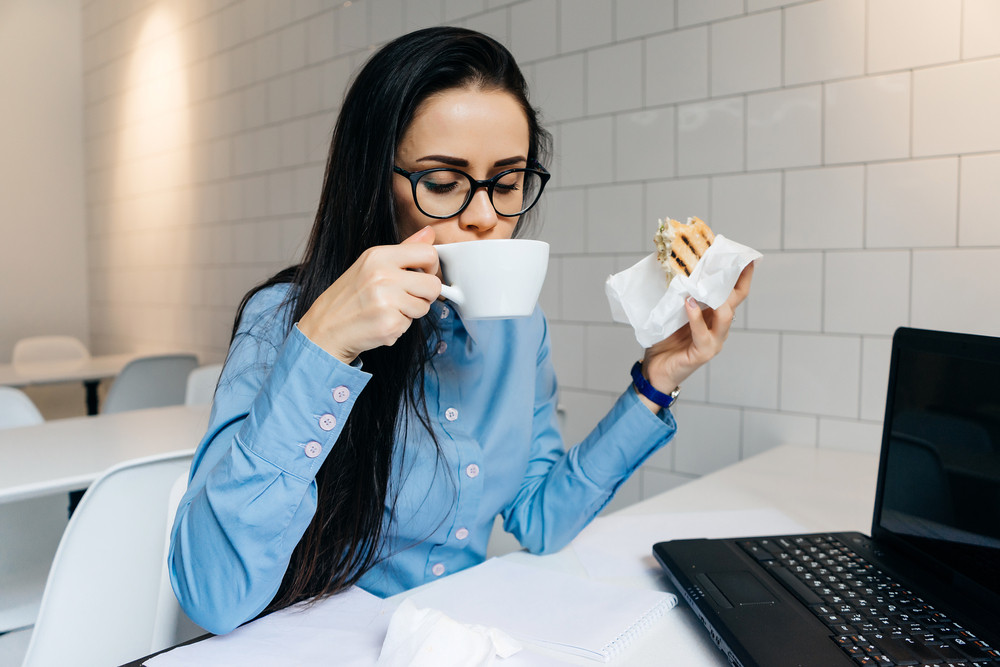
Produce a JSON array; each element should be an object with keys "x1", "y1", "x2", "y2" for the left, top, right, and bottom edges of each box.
[{"x1": 435, "y1": 239, "x2": 549, "y2": 319}]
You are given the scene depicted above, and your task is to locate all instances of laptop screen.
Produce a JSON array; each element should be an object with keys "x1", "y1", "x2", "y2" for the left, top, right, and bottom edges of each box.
[{"x1": 873, "y1": 327, "x2": 1000, "y2": 602}]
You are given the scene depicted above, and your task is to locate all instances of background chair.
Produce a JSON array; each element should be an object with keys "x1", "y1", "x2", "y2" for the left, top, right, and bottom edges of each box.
[
  {"x1": 0, "y1": 387, "x2": 44, "y2": 429},
  {"x1": 184, "y1": 363, "x2": 223, "y2": 406},
  {"x1": 101, "y1": 354, "x2": 198, "y2": 414},
  {"x1": 20, "y1": 452, "x2": 203, "y2": 667},
  {"x1": 0, "y1": 387, "x2": 59, "y2": 646},
  {"x1": 11, "y1": 336, "x2": 89, "y2": 365}
]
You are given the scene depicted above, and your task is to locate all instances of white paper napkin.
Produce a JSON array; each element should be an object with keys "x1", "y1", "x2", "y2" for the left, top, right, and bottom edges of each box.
[
  {"x1": 376, "y1": 598, "x2": 523, "y2": 667},
  {"x1": 605, "y1": 234, "x2": 761, "y2": 347}
]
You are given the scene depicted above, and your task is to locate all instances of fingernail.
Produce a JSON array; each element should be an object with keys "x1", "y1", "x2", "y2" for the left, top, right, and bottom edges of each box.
[{"x1": 686, "y1": 296, "x2": 697, "y2": 308}]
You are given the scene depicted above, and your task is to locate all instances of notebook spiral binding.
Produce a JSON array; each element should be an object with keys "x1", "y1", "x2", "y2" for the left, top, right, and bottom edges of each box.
[{"x1": 602, "y1": 595, "x2": 677, "y2": 660}]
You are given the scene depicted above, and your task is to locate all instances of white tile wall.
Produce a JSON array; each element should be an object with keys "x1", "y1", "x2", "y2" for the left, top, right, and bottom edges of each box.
[
  {"x1": 742, "y1": 410, "x2": 817, "y2": 458},
  {"x1": 780, "y1": 333, "x2": 861, "y2": 418},
  {"x1": 964, "y1": 0, "x2": 1000, "y2": 59},
  {"x1": 958, "y1": 153, "x2": 1000, "y2": 246},
  {"x1": 823, "y1": 251, "x2": 910, "y2": 336},
  {"x1": 818, "y1": 418, "x2": 882, "y2": 454},
  {"x1": 859, "y1": 336, "x2": 892, "y2": 422},
  {"x1": 747, "y1": 86, "x2": 822, "y2": 170},
  {"x1": 746, "y1": 252, "x2": 823, "y2": 332},
  {"x1": 784, "y1": 0, "x2": 865, "y2": 86},
  {"x1": 913, "y1": 59, "x2": 1000, "y2": 157},
  {"x1": 672, "y1": 403, "x2": 742, "y2": 475},
  {"x1": 616, "y1": 0, "x2": 674, "y2": 41},
  {"x1": 711, "y1": 12, "x2": 781, "y2": 97},
  {"x1": 865, "y1": 158, "x2": 959, "y2": 248},
  {"x1": 587, "y1": 42, "x2": 642, "y2": 115},
  {"x1": 911, "y1": 249, "x2": 1000, "y2": 337},
  {"x1": 646, "y1": 27, "x2": 708, "y2": 106},
  {"x1": 677, "y1": 98, "x2": 743, "y2": 175},
  {"x1": 784, "y1": 165, "x2": 864, "y2": 250},
  {"x1": 78, "y1": 0, "x2": 1000, "y2": 508},
  {"x1": 615, "y1": 108, "x2": 675, "y2": 183},
  {"x1": 867, "y1": 0, "x2": 961, "y2": 74},
  {"x1": 710, "y1": 172, "x2": 782, "y2": 251},
  {"x1": 707, "y1": 331, "x2": 779, "y2": 409},
  {"x1": 824, "y1": 73, "x2": 910, "y2": 165}
]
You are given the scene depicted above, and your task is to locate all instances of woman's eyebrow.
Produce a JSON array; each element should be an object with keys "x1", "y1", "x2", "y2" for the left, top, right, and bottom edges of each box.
[{"x1": 415, "y1": 155, "x2": 527, "y2": 168}]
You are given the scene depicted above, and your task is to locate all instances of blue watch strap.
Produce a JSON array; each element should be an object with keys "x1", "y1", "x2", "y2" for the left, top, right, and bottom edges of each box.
[{"x1": 630, "y1": 361, "x2": 679, "y2": 408}]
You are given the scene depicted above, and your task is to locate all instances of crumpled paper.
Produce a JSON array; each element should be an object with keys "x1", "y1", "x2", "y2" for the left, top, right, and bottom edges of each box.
[
  {"x1": 376, "y1": 598, "x2": 523, "y2": 667},
  {"x1": 606, "y1": 234, "x2": 761, "y2": 348}
]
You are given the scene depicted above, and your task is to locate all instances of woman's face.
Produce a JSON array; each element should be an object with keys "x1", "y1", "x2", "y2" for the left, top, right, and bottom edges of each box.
[{"x1": 393, "y1": 87, "x2": 531, "y2": 245}]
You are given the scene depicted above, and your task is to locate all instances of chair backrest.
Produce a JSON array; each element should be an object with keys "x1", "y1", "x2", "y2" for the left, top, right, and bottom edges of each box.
[
  {"x1": 184, "y1": 363, "x2": 223, "y2": 406},
  {"x1": 21, "y1": 452, "x2": 201, "y2": 667},
  {"x1": 12, "y1": 336, "x2": 90, "y2": 365},
  {"x1": 102, "y1": 354, "x2": 199, "y2": 414},
  {"x1": 0, "y1": 387, "x2": 44, "y2": 429}
]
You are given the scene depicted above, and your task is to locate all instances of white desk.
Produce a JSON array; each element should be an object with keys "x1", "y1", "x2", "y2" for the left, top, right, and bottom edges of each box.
[
  {"x1": 0, "y1": 353, "x2": 139, "y2": 415},
  {"x1": 0, "y1": 404, "x2": 209, "y2": 503},
  {"x1": 137, "y1": 444, "x2": 881, "y2": 666}
]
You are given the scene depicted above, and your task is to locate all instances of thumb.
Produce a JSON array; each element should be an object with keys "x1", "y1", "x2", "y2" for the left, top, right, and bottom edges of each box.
[{"x1": 401, "y1": 226, "x2": 434, "y2": 245}]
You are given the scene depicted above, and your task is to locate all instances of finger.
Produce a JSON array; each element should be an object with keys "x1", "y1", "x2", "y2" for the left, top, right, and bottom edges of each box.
[
  {"x1": 685, "y1": 296, "x2": 714, "y2": 349},
  {"x1": 401, "y1": 226, "x2": 435, "y2": 245},
  {"x1": 405, "y1": 271, "x2": 443, "y2": 302},
  {"x1": 391, "y1": 242, "x2": 440, "y2": 273},
  {"x1": 727, "y1": 261, "x2": 755, "y2": 309}
]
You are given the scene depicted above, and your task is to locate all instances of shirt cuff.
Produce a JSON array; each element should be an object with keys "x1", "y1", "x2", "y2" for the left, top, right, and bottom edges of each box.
[{"x1": 236, "y1": 324, "x2": 371, "y2": 479}]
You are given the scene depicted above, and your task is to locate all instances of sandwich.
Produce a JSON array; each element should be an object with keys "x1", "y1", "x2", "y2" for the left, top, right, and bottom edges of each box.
[{"x1": 654, "y1": 216, "x2": 715, "y2": 286}]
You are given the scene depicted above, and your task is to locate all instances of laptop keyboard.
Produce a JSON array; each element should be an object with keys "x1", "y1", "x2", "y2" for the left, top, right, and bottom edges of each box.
[{"x1": 739, "y1": 535, "x2": 1000, "y2": 666}]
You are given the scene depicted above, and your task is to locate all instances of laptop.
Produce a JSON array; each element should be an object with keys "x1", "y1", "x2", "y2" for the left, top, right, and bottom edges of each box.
[{"x1": 654, "y1": 327, "x2": 1000, "y2": 667}]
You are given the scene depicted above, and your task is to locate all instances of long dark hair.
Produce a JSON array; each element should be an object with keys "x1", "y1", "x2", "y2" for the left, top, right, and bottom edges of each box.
[{"x1": 231, "y1": 27, "x2": 551, "y2": 613}]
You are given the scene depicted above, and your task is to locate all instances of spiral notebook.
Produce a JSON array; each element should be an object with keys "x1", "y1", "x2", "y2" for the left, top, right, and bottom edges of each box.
[{"x1": 407, "y1": 557, "x2": 677, "y2": 662}]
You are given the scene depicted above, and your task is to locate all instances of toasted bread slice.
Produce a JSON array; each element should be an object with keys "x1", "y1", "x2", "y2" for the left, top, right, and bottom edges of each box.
[{"x1": 654, "y1": 216, "x2": 715, "y2": 283}]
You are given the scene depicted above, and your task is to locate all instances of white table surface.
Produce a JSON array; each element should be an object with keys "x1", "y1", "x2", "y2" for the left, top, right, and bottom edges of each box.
[
  {"x1": 0, "y1": 353, "x2": 139, "y2": 388},
  {"x1": 0, "y1": 404, "x2": 209, "y2": 503}
]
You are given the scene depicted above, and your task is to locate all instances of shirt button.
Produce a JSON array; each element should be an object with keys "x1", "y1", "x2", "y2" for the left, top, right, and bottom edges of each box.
[
  {"x1": 432, "y1": 563, "x2": 445, "y2": 576},
  {"x1": 436, "y1": 341, "x2": 447, "y2": 355},
  {"x1": 455, "y1": 528, "x2": 469, "y2": 540},
  {"x1": 304, "y1": 441, "x2": 322, "y2": 458},
  {"x1": 465, "y1": 463, "x2": 480, "y2": 478},
  {"x1": 318, "y1": 413, "x2": 337, "y2": 431},
  {"x1": 440, "y1": 306, "x2": 450, "y2": 319},
  {"x1": 445, "y1": 407, "x2": 458, "y2": 421},
  {"x1": 332, "y1": 386, "x2": 350, "y2": 403}
]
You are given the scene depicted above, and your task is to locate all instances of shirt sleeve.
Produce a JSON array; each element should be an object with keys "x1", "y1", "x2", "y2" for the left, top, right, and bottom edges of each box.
[
  {"x1": 500, "y1": 314, "x2": 676, "y2": 554},
  {"x1": 168, "y1": 287, "x2": 371, "y2": 635}
]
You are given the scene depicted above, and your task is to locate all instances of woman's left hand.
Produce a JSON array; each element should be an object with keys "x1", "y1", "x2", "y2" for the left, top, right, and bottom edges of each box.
[{"x1": 635, "y1": 262, "x2": 755, "y2": 413}]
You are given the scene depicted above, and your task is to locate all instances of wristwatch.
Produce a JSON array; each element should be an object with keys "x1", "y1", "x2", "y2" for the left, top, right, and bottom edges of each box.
[{"x1": 630, "y1": 361, "x2": 680, "y2": 408}]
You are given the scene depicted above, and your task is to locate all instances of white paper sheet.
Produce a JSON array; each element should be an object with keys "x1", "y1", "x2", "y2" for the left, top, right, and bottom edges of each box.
[
  {"x1": 571, "y1": 509, "x2": 808, "y2": 580},
  {"x1": 145, "y1": 586, "x2": 393, "y2": 667}
]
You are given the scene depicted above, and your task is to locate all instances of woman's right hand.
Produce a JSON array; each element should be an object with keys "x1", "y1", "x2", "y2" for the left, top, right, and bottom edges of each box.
[{"x1": 297, "y1": 226, "x2": 442, "y2": 364}]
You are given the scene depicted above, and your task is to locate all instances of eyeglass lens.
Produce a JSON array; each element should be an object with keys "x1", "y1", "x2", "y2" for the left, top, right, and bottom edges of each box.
[{"x1": 414, "y1": 169, "x2": 543, "y2": 218}]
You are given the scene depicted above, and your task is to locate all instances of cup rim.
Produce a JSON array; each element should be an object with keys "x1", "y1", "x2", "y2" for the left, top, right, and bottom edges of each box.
[{"x1": 433, "y1": 238, "x2": 549, "y2": 250}]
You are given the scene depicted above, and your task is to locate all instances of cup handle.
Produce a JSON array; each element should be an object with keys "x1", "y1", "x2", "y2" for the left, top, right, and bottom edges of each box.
[{"x1": 438, "y1": 284, "x2": 463, "y2": 305}]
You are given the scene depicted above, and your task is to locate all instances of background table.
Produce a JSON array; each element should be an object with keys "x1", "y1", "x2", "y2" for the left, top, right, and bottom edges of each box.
[
  {"x1": 0, "y1": 353, "x2": 139, "y2": 415},
  {"x1": 0, "y1": 403, "x2": 208, "y2": 503}
]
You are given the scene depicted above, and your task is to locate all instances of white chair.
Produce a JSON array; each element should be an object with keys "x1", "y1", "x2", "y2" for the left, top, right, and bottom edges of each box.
[
  {"x1": 184, "y1": 363, "x2": 223, "y2": 406},
  {"x1": 102, "y1": 354, "x2": 199, "y2": 414},
  {"x1": 20, "y1": 452, "x2": 203, "y2": 667},
  {"x1": 11, "y1": 336, "x2": 89, "y2": 365},
  {"x1": 0, "y1": 387, "x2": 44, "y2": 429}
]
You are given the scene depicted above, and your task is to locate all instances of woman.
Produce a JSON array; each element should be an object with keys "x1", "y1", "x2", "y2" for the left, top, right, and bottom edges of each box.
[{"x1": 169, "y1": 26, "x2": 753, "y2": 635}]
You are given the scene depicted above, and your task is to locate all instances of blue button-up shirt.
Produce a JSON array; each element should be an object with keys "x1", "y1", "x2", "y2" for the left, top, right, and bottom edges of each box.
[{"x1": 169, "y1": 283, "x2": 676, "y2": 634}]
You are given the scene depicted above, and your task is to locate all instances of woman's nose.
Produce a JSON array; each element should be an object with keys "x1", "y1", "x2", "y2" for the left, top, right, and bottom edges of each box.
[{"x1": 458, "y1": 189, "x2": 500, "y2": 232}]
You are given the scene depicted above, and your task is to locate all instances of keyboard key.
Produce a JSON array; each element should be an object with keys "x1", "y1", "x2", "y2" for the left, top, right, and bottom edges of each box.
[{"x1": 867, "y1": 633, "x2": 919, "y2": 665}]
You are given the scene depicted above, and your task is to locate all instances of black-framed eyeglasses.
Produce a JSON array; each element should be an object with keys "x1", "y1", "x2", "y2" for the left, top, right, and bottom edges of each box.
[{"x1": 393, "y1": 162, "x2": 551, "y2": 219}]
